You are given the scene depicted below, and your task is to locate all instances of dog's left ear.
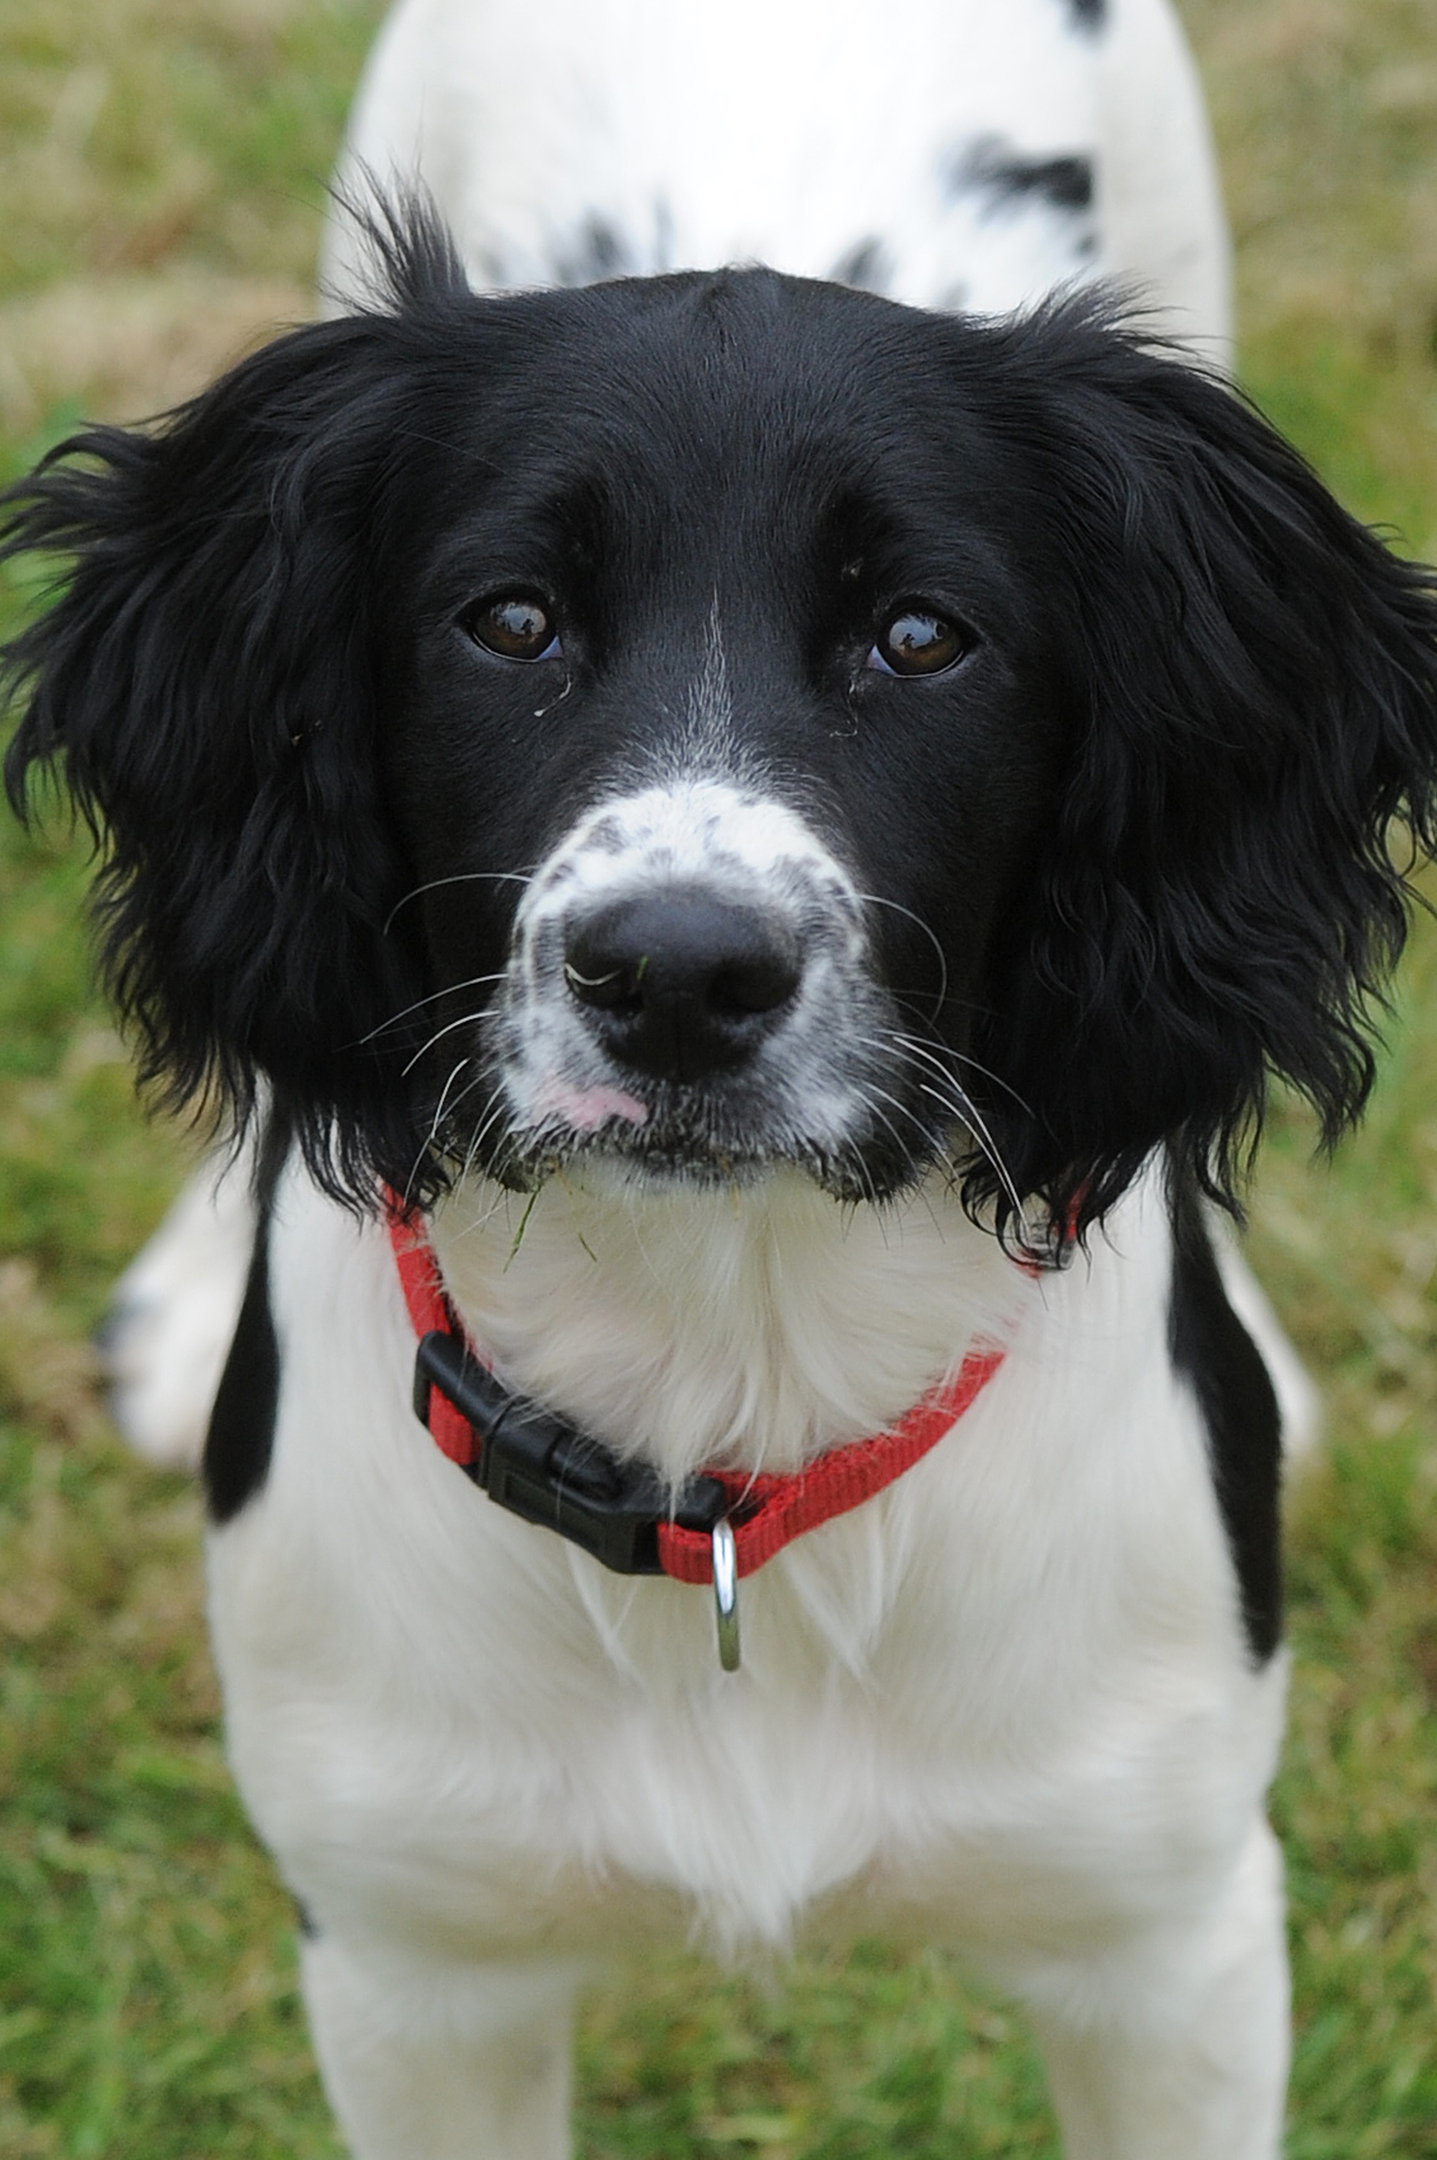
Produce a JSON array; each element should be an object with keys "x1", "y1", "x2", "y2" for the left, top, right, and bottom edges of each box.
[
  {"x1": 970, "y1": 310, "x2": 1437, "y2": 1238},
  {"x1": 0, "y1": 306, "x2": 447, "y2": 1205},
  {"x1": 0, "y1": 194, "x2": 481, "y2": 1207}
]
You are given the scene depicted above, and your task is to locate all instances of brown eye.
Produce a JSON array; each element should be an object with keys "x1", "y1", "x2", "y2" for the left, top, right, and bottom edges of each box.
[
  {"x1": 462, "y1": 591, "x2": 561, "y2": 661},
  {"x1": 868, "y1": 606, "x2": 972, "y2": 677}
]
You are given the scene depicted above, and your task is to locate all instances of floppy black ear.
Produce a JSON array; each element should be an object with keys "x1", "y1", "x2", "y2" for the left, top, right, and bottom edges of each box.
[
  {"x1": 1, "y1": 207, "x2": 471, "y2": 1204},
  {"x1": 966, "y1": 306, "x2": 1437, "y2": 1241}
]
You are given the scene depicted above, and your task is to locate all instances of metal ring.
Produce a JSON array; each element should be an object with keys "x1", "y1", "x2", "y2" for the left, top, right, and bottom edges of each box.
[{"x1": 712, "y1": 1518, "x2": 740, "y2": 1672}]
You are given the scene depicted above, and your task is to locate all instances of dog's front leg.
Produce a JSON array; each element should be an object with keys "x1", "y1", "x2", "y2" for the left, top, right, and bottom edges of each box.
[
  {"x1": 300, "y1": 1934, "x2": 581, "y2": 2160},
  {"x1": 1012, "y1": 1817, "x2": 1289, "y2": 2160}
]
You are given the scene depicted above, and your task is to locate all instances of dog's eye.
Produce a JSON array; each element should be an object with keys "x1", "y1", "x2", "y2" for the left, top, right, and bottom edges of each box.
[
  {"x1": 868, "y1": 606, "x2": 973, "y2": 677},
  {"x1": 462, "y1": 592, "x2": 561, "y2": 662}
]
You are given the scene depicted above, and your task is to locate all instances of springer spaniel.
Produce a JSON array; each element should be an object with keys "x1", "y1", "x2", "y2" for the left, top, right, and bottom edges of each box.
[{"x1": 5, "y1": 3, "x2": 1433, "y2": 2156}]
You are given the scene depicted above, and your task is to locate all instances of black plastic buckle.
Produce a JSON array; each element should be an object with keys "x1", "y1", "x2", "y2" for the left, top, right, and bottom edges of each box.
[{"x1": 412, "y1": 1330, "x2": 729, "y2": 1575}]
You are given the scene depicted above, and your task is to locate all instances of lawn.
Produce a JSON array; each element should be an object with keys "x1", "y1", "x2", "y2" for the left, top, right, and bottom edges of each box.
[{"x1": 0, "y1": 0, "x2": 1435, "y2": 2152}]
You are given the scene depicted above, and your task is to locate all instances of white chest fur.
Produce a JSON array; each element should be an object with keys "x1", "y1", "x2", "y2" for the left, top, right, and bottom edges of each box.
[{"x1": 207, "y1": 1163, "x2": 1283, "y2": 1967}]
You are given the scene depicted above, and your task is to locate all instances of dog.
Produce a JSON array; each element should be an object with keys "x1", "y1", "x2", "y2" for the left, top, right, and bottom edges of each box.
[{"x1": 6, "y1": 4, "x2": 1435, "y2": 2157}]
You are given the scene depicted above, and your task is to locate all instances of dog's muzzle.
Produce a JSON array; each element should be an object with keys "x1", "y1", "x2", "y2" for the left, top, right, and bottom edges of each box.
[{"x1": 477, "y1": 778, "x2": 930, "y2": 1196}]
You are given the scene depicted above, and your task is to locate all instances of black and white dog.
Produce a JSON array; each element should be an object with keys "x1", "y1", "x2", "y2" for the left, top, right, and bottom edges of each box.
[{"x1": 6, "y1": 3, "x2": 1437, "y2": 2156}]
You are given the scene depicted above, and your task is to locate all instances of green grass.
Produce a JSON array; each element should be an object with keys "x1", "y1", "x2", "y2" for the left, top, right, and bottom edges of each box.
[
  {"x1": 0, "y1": 0, "x2": 380, "y2": 296},
  {"x1": 1, "y1": 0, "x2": 1436, "y2": 2152}
]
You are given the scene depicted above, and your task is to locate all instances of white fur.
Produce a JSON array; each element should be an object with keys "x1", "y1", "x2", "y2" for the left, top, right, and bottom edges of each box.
[
  {"x1": 322, "y1": 0, "x2": 1232, "y2": 362},
  {"x1": 102, "y1": 1149, "x2": 256, "y2": 1470},
  {"x1": 207, "y1": 1154, "x2": 1289, "y2": 2158}
]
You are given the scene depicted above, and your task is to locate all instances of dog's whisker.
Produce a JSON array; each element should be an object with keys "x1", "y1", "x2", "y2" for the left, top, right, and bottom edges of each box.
[
  {"x1": 429, "y1": 1057, "x2": 473, "y2": 1141},
  {"x1": 845, "y1": 1081, "x2": 917, "y2": 1172},
  {"x1": 383, "y1": 869, "x2": 535, "y2": 938},
  {"x1": 457, "y1": 1084, "x2": 512, "y2": 1177},
  {"x1": 846, "y1": 1028, "x2": 1027, "y2": 1178},
  {"x1": 870, "y1": 1025, "x2": 1013, "y2": 1108},
  {"x1": 359, "y1": 972, "x2": 507, "y2": 1045},
  {"x1": 853, "y1": 892, "x2": 949, "y2": 1024},
  {"x1": 404, "y1": 1067, "x2": 506, "y2": 1201},
  {"x1": 402, "y1": 1008, "x2": 490, "y2": 1076},
  {"x1": 911, "y1": 1078, "x2": 1026, "y2": 1226},
  {"x1": 889, "y1": 1030, "x2": 1035, "y2": 1118}
]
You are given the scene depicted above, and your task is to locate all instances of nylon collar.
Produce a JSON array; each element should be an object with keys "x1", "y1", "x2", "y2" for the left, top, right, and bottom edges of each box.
[{"x1": 387, "y1": 1192, "x2": 1012, "y2": 1610}]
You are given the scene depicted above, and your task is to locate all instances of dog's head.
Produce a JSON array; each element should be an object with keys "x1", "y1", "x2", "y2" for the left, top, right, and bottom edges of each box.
[{"x1": 6, "y1": 206, "x2": 1437, "y2": 1245}]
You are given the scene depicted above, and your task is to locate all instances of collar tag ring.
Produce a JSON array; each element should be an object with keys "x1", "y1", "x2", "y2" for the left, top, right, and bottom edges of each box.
[{"x1": 712, "y1": 1518, "x2": 740, "y2": 1672}]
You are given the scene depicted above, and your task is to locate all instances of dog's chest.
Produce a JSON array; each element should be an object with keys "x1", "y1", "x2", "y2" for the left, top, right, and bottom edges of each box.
[
  {"x1": 208, "y1": 1171, "x2": 1283, "y2": 1963},
  {"x1": 218, "y1": 1499, "x2": 1281, "y2": 1966}
]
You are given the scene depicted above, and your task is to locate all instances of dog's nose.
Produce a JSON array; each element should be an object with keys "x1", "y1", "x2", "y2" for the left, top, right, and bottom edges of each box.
[{"x1": 564, "y1": 893, "x2": 802, "y2": 1081}]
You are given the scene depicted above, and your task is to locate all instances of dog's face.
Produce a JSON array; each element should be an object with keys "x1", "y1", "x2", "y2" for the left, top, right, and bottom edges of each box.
[
  {"x1": 5, "y1": 210, "x2": 1437, "y2": 1236},
  {"x1": 381, "y1": 278, "x2": 1069, "y2": 1202}
]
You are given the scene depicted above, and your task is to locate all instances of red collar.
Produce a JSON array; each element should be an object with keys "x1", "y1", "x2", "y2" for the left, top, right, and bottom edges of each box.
[{"x1": 387, "y1": 1193, "x2": 1010, "y2": 1591}]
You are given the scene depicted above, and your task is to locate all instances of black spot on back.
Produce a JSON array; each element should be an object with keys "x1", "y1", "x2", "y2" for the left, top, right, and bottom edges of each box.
[
  {"x1": 203, "y1": 1117, "x2": 290, "y2": 1525},
  {"x1": 951, "y1": 140, "x2": 1095, "y2": 218},
  {"x1": 829, "y1": 237, "x2": 890, "y2": 295},
  {"x1": 1167, "y1": 1173, "x2": 1283, "y2": 1665},
  {"x1": 552, "y1": 214, "x2": 635, "y2": 287},
  {"x1": 1067, "y1": 0, "x2": 1107, "y2": 28}
]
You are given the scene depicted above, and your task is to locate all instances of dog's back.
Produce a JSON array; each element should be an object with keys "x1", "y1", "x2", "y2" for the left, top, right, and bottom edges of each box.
[{"x1": 323, "y1": 0, "x2": 1231, "y2": 352}]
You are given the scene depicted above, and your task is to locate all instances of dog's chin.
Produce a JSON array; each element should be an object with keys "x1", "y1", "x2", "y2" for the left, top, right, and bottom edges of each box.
[{"x1": 464, "y1": 1108, "x2": 933, "y2": 1208}]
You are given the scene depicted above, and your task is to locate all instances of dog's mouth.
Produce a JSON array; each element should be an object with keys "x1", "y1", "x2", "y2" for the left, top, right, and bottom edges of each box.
[{"x1": 440, "y1": 1049, "x2": 949, "y2": 1206}]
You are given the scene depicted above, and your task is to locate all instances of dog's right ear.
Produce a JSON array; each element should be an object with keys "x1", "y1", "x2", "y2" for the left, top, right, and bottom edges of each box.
[
  {"x1": 1, "y1": 227, "x2": 468, "y2": 1205},
  {"x1": 960, "y1": 302, "x2": 1437, "y2": 1248}
]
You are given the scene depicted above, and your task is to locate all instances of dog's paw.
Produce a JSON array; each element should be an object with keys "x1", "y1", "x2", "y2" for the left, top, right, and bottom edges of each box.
[{"x1": 99, "y1": 1152, "x2": 257, "y2": 1472}]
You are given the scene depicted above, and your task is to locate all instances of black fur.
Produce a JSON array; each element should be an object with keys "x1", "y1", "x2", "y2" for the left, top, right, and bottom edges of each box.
[
  {"x1": 1067, "y1": 0, "x2": 1107, "y2": 29},
  {"x1": 1167, "y1": 1172, "x2": 1283, "y2": 1663},
  {"x1": 4, "y1": 205, "x2": 1437, "y2": 1248},
  {"x1": 202, "y1": 1116, "x2": 290, "y2": 1523}
]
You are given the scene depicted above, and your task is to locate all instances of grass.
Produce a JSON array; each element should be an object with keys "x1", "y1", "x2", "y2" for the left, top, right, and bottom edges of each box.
[{"x1": 0, "y1": 0, "x2": 1435, "y2": 2151}]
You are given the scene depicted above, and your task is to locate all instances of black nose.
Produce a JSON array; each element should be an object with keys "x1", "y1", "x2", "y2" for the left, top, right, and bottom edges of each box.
[{"x1": 564, "y1": 892, "x2": 803, "y2": 1081}]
